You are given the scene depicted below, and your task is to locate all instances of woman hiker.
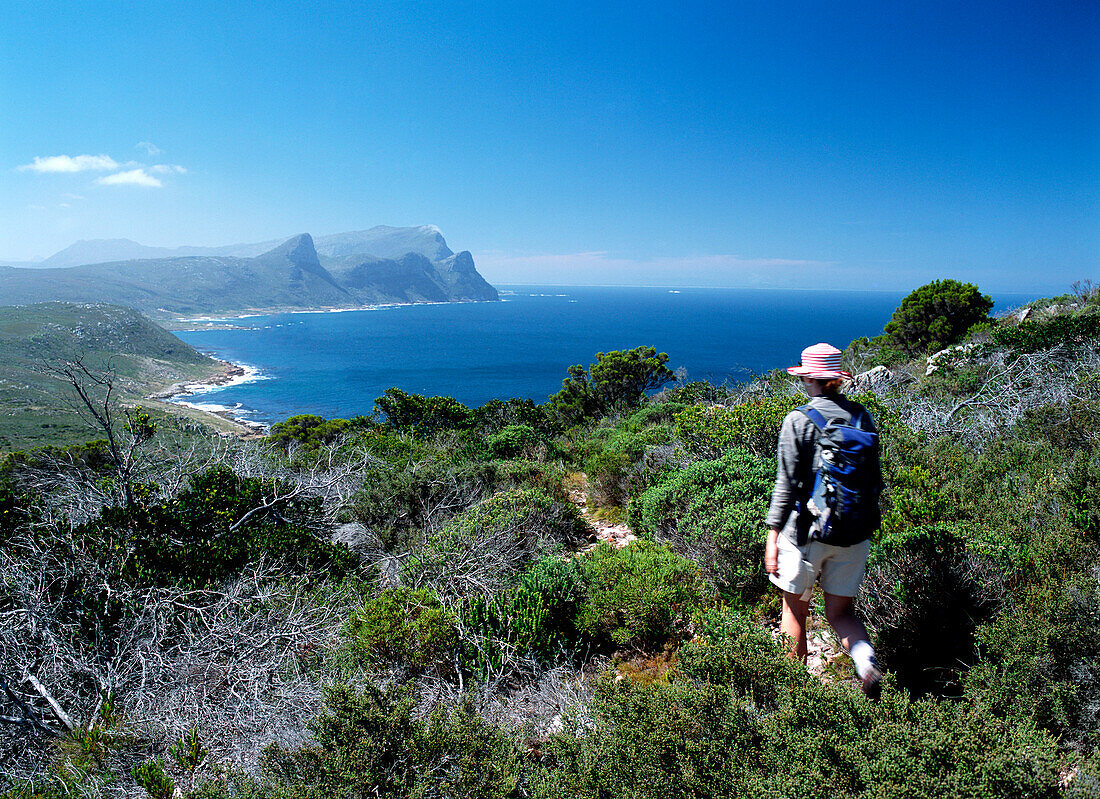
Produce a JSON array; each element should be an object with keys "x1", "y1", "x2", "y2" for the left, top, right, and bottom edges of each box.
[{"x1": 764, "y1": 342, "x2": 883, "y2": 697}]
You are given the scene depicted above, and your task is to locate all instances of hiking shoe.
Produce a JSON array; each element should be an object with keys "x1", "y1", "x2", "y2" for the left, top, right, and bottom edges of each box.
[{"x1": 860, "y1": 665, "x2": 882, "y2": 700}]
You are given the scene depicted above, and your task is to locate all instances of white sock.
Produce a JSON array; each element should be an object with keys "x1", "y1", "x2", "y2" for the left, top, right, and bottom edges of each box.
[{"x1": 849, "y1": 640, "x2": 877, "y2": 679}]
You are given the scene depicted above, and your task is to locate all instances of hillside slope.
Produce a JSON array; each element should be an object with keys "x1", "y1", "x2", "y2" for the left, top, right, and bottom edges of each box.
[{"x1": 0, "y1": 302, "x2": 227, "y2": 450}]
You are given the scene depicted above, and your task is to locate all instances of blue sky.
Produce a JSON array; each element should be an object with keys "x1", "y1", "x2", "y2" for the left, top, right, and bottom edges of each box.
[{"x1": 1, "y1": 0, "x2": 1096, "y2": 293}]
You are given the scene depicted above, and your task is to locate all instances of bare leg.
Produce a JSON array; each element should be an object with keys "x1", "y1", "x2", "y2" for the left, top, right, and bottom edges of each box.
[
  {"x1": 824, "y1": 592, "x2": 881, "y2": 697},
  {"x1": 780, "y1": 591, "x2": 811, "y2": 662},
  {"x1": 822, "y1": 593, "x2": 869, "y2": 651}
]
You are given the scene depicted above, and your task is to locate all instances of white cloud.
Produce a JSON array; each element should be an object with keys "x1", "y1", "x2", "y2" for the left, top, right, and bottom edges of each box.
[
  {"x1": 62, "y1": 193, "x2": 85, "y2": 201},
  {"x1": 96, "y1": 168, "x2": 163, "y2": 188},
  {"x1": 135, "y1": 141, "x2": 161, "y2": 155},
  {"x1": 149, "y1": 163, "x2": 187, "y2": 174},
  {"x1": 18, "y1": 154, "x2": 119, "y2": 173},
  {"x1": 59, "y1": 202, "x2": 70, "y2": 208}
]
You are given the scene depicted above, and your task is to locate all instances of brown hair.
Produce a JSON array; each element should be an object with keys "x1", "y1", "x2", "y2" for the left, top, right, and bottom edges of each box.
[{"x1": 805, "y1": 377, "x2": 845, "y2": 394}]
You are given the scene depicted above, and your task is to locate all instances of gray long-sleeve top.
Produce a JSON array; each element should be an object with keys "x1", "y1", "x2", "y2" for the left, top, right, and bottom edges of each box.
[{"x1": 765, "y1": 393, "x2": 882, "y2": 542}]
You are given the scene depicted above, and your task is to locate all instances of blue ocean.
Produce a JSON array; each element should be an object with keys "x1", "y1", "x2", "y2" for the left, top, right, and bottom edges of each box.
[{"x1": 173, "y1": 286, "x2": 1034, "y2": 427}]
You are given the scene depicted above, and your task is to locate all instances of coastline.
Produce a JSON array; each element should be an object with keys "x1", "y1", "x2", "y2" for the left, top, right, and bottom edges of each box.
[
  {"x1": 148, "y1": 359, "x2": 270, "y2": 435},
  {"x1": 162, "y1": 297, "x2": 497, "y2": 331}
]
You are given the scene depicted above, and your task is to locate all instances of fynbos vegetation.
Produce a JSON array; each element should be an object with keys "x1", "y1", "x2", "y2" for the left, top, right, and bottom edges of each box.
[{"x1": 2, "y1": 283, "x2": 1099, "y2": 798}]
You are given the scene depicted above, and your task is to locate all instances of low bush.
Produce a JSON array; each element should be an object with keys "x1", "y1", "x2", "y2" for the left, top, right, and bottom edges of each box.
[
  {"x1": 991, "y1": 312, "x2": 1100, "y2": 353},
  {"x1": 629, "y1": 448, "x2": 775, "y2": 601},
  {"x1": 486, "y1": 424, "x2": 541, "y2": 459},
  {"x1": 966, "y1": 572, "x2": 1100, "y2": 753},
  {"x1": 576, "y1": 541, "x2": 708, "y2": 649},
  {"x1": 444, "y1": 486, "x2": 590, "y2": 551},
  {"x1": 344, "y1": 588, "x2": 458, "y2": 674},
  {"x1": 349, "y1": 457, "x2": 497, "y2": 550},
  {"x1": 470, "y1": 397, "x2": 552, "y2": 437},
  {"x1": 858, "y1": 523, "x2": 1006, "y2": 697},
  {"x1": 133, "y1": 760, "x2": 175, "y2": 799},
  {"x1": 113, "y1": 466, "x2": 356, "y2": 588},
  {"x1": 661, "y1": 381, "x2": 728, "y2": 405},
  {"x1": 673, "y1": 396, "x2": 800, "y2": 458},
  {"x1": 582, "y1": 420, "x2": 675, "y2": 507},
  {"x1": 259, "y1": 683, "x2": 523, "y2": 799},
  {"x1": 457, "y1": 557, "x2": 586, "y2": 675},
  {"x1": 678, "y1": 607, "x2": 803, "y2": 702},
  {"x1": 529, "y1": 677, "x2": 754, "y2": 799},
  {"x1": 531, "y1": 665, "x2": 1061, "y2": 799},
  {"x1": 405, "y1": 488, "x2": 592, "y2": 601},
  {"x1": 620, "y1": 401, "x2": 688, "y2": 430}
]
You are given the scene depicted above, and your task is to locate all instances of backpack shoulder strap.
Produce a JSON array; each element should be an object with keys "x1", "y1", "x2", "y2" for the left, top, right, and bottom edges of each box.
[{"x1": 797, "y1": 404, "x2": 829, "y2": 430}]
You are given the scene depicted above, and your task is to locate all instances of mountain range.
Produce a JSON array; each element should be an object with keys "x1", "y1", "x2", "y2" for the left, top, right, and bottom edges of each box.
[{"x1": 0, "y1": 226, "x2": 497, "y2": 316}]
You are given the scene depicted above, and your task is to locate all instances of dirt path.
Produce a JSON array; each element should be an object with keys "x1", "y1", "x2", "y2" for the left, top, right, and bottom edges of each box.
[
  {"x1": 565, "y1": 473, "x2": 637, "y2": 550},
  {"x1": 566, "y1": 472, "x2": 855, "y2": 683}
]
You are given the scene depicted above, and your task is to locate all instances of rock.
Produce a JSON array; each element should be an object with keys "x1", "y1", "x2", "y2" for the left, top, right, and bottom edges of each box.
[
  {"x1": 849, "y1": 365, "x2": 894, "y2": 392},
  {"x1": 1015, "y1": 307, "x2": 1032, "y2": 322}
]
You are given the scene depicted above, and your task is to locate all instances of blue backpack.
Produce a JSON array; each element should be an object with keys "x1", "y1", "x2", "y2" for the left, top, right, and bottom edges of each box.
[{"x1": 796, "y1": 405, "x2": 881, "y2": 547}]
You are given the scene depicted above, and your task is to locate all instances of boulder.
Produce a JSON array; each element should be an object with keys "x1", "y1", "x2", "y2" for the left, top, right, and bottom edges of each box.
[{"x1": 849, "y1": 365, "x2": 895, "y2": 392}]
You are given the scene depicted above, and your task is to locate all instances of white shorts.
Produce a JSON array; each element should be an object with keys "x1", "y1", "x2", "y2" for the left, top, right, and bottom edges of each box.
[{"x1": 770, "y1": 535, "x2": 871, "y2": 599}]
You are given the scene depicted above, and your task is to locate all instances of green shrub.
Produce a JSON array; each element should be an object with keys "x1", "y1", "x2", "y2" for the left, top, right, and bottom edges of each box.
[
  {"x1": 470, "y1": 397, "x2": 551, "y2": 437},
  {"x1": 374, "y1": 388, "x2": 473, "y2": 434},
  {"x1": 629, "y1": 448, "x2": 775, "y2": 600},
  {"x1": 1058, "y1": 448, "x2": 1100, "y2": 540},
  {"x1": 859, "y1": 523, "x2": 1005, "y2": 697},
  {"x1": 583, "y1": 449, "x2": 632, "y2": 506},
  {"x1": 580, "y1": 420, "x2": 675, "y2": 507},
  {"x1": 620, "y1": 401, "x2": 688, "y2": 430},
  {"x1": 966, "y1": 572, "x2": 1100, "y2": 753},
  {"x1": 133, "y1": 759, "x2": 175, "y2": 799},
  {"x1": 518, "y1": 556, "x2": 586, "y2": 653},
  {"x1": 662, "y1": 381, "x2": 727, "y2": 404},
  {"x1": 576, "y1": 541, "x2": 708, "y2": 649},
  {"x1": 486, "y1": 424, "x2": 540, "y2": 459},
  {"x1": 344, "y1": 588, "x2": 458, "y2": 673},
  {"x1": 548, "y1": 347, "x2": 675, "y2": 424},
  {"x1": 678, "y1": 607, "x2": 803, "y2": 703},
  {"x1": 456, "y1": 557, "x2": 586, "y2": 675},
  {"x1": 352, "y1": 427, "x2": 432, "y2": 467},
  {"x1": 350, "y1": 458, "x2": 498, "y2": 550},
  {"x1": 0, "y1": 473, "x2": 33, "y2": 544},
  {"x1": 532, "y1": 666, "x2": 1061, "y2": 799},
  {"x1": 260, "y1": 683, "x2": 522, "y2": 799},
  {"x1": 441, "y1": 486, "x2": 591, "y2": 552},
  {"x1": 405, "y1": 488, "x2": 592, "y2": 600},
  {"x1": 1014, "y1": 401, "x2": 1100, "y2": 452},
  {"x1": 991, "y1": 311, "x2": 1100, "y2": 353},
  {"x1": 884, "y1": 279, "x2": 994, "y2": 355},
  {"x1": 529, "y1": 676, "x2": 754, "y2": 799},
  {"x1": 673, "y1": 396, "x2": 800, "y2": 458},
  {"x1": 267, "y1": 414, "x2": 366, "y2": 452},
  {"x1": 116, "y1": 466, "x2": 357, "y2": 588}
]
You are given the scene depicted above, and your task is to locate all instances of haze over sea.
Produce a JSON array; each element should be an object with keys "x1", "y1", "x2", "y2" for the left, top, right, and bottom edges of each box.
[{"x1": 174, "y1": 286, "x2": 1035, "y2": 427}]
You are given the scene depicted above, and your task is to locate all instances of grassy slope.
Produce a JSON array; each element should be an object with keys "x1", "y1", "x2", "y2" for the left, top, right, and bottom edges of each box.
[{"x1": 0, "y1": 302, "x2": 229, "y2": 451}]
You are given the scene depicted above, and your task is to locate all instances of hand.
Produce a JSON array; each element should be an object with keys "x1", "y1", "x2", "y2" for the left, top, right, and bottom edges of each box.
[{"x1": 764, "y1": 530, "x2": 779, "y2": 575}]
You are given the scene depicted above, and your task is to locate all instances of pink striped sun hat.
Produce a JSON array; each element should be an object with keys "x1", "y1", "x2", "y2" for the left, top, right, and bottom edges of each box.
[{"x1": 786, "y1": 343, "x2": 852, "y2": 380}]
